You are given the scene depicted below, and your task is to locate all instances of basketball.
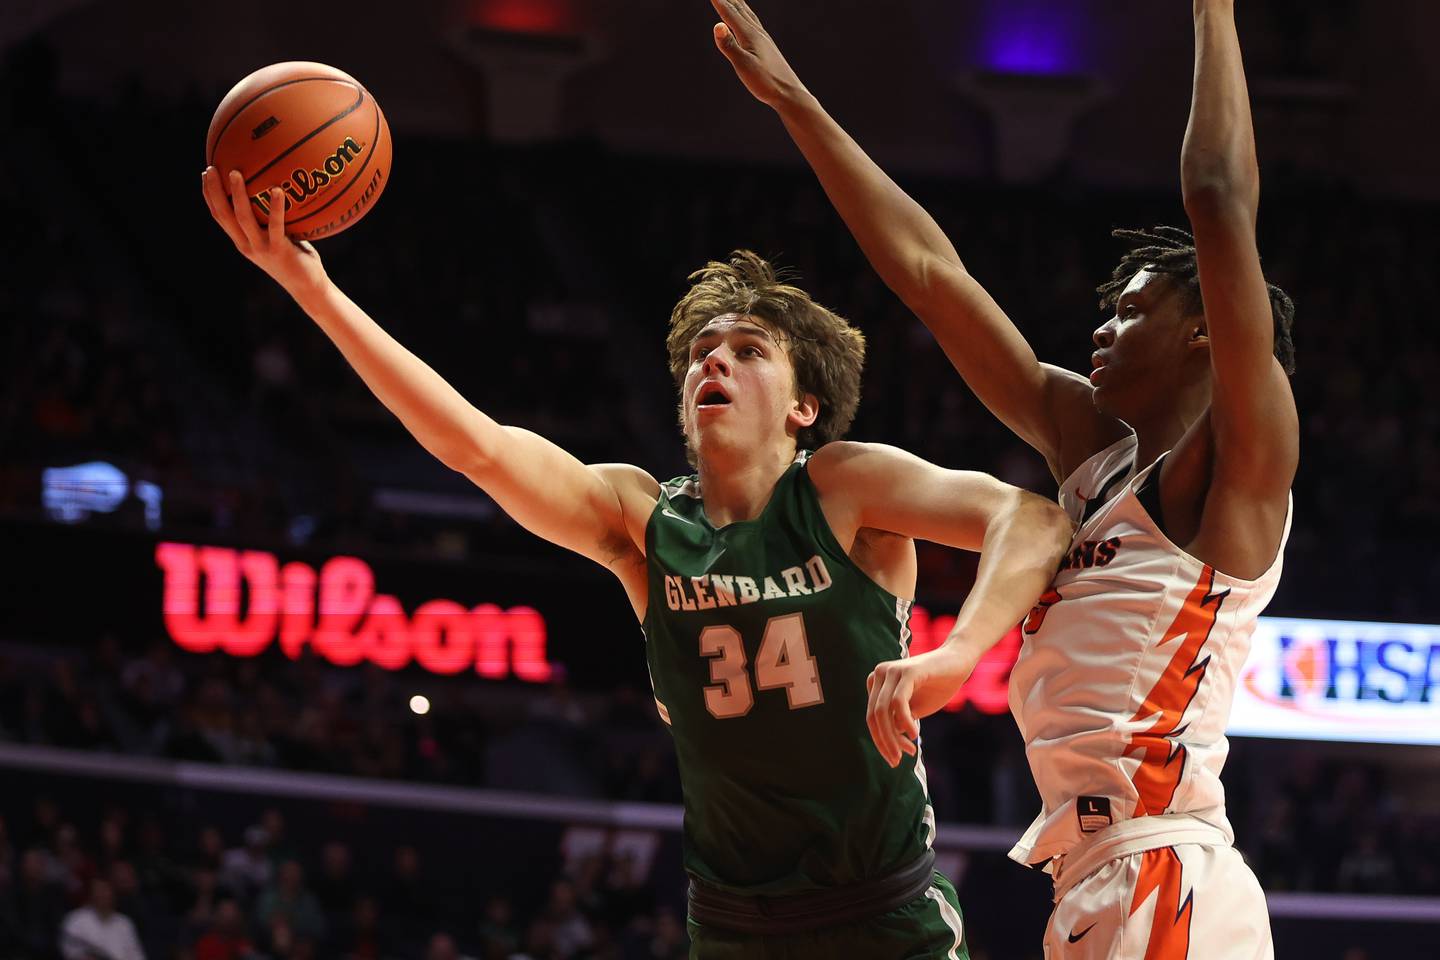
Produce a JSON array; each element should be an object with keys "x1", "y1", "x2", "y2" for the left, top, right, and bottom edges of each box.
[{"x1": 205, "y1": 61, "x2": 391, "y2": 241}]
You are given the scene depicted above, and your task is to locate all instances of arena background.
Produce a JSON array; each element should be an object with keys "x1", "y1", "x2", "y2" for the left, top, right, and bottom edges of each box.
[{"x1": 2, "y1": 1, "x2": 1438, "y2": 958}]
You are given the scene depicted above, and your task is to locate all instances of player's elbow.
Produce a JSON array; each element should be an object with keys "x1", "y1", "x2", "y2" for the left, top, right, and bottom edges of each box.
[
  {"x1": 907, "y1": 253, "x2": 971, "y2": 315},
  {"x1": 1182, "y1": 177, "x2": 1258, "y2": 226},
  {"x1": 436, "y1": 432, "x2": 498, "y2": 481},
  {"x1": 1011, "y1": 490, "x2": 1073, "y2": 565}
]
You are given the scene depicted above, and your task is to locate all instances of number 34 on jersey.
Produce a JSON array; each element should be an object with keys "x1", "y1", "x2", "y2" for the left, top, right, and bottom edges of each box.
[{"x1": 700, "y1": 613, "x2": 825, "y2": 719}]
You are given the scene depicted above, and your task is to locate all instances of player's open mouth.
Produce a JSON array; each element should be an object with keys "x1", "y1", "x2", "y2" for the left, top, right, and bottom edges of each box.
[{"x1": 696, "y1": 383, "x2": 732, "y2": 408}]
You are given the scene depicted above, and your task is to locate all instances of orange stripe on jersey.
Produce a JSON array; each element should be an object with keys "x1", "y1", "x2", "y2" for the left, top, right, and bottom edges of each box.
[
  {"x1": 1129, "y1": 848, "x2": 1194, "y2": 960},
  {"x1": 1124, "y1": 566, "x2": 1230, "y2": 817}
]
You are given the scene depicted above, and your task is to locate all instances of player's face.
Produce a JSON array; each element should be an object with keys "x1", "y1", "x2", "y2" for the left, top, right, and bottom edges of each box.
[
  {"x1": 681, "y1": 314, "x2": 814, "y2": 459},
  {"x1": 1089, "y1": 269, "x2": 1205, "y2": 418}
]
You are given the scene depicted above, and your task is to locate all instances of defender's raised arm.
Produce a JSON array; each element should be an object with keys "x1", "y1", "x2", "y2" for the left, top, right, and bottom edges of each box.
[
  {"x1": 1181, "y1": 0, "x2": 1299, "y2": 507},
  {"x1": 1158, "y1": 0, "x2": 1299, "y2": 586},
  {"x1": 710, "y1": 0, "x2": 1125, "y2": 479},
  {"x1": 201, "y1": 169, "x2": 656, "y2": 611}
]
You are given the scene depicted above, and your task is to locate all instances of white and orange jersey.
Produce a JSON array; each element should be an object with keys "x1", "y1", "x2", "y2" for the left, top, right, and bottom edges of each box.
[{"x1": 1008, "y1": 435, "x2": 1292, "y2": 869}]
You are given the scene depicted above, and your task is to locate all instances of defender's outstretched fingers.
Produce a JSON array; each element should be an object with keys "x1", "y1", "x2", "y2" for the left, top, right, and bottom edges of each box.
[
  {"x1": 710, "y1": 0, "x2": 751, "y2": 43},
  {"x1": 727, "y1": 0, "x2": 764, "y2": 29},
  {"x1": 227, "y1": 170, "x2": 263, "y2": 248}
]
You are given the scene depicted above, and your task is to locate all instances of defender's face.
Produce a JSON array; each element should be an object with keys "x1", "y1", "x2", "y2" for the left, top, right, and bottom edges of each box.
[
  {"x1": 1089, "y1": 269, "x2": 1200, "y2": 417},
  {"x1": 681, "y1": 314, "x2": 809, "y2": 457}
]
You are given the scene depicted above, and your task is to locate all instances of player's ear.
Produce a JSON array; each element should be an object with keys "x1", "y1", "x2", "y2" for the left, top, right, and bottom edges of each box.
[
  {"x1": 789, "y1": 392, "x2": 819, "y2": 430},
  {"x1": 1186, "y1": 315, "x2": 1209, "y2": 350}
]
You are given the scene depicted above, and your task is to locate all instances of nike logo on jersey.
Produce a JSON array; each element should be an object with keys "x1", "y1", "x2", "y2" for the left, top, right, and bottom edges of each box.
[
  {"x1": 1067, "y1": 923, "x2": 1096, "y2": 943},
  {"x1": 660, "y1": 506, "x2": 696, "y2": 525}
]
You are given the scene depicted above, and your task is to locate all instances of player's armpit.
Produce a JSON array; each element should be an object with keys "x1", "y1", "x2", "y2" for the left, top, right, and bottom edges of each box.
[{"x1": 808, "y1": 442, "x2": 1070, "y2": 555}]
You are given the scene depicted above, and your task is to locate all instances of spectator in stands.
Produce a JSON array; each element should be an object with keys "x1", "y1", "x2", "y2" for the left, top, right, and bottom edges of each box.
[
  {"x1": 257, "y1": 913, "x2": 312, "y2": 960},
  {"x1": 184, "y1": 870, "x2": 221, "y2": 935},
  {"x1": 309, "y1": 842, "x2": 356, "y2": 918},
  {"x1": 192, "y1": 827, "x2": 226, "y2": 875},
  {"x1": 425, "y1": 931, "x2": 476, "y2": 960},
  {"x1": 58, "y1": 878, "x2": 144, "y2": 960},
  {"x1": 0, "y1": 815, "x2": 15, "y2": 889},
  {"x1": 107, "y1": 862, "x2": 155, "y2": 950},
  {"x1": 539, "y1": 879, "x2": 591, "y2": 959},
  {"x1": 331, "y1": 894, "x2": 390, "y2": 960},
  {"x1": 5, "y1": 848, "x2": 68, "y2": 960},
  {"x1": 640, "y1": 907, "x2": 686, "y2": 960},
  {"x1": 254, "y1": 861, "x2": 324, "y2": 945},
  {"x1": 258, "y1": 811, "x2": 295, "y2": 875},
  {"x1": 53, "y1": 824, "x2": 96, "y2": 906},
  {"x1": 192, "y1": 897, "x2": 254, "y2": 960},
  {"x1": 475, "y1": 896, "x2": 518, "y2": 960},
  {"x1": 131, "y1": 818, "x2": 187, "y2": 915},
  {"x1": 1336, "y1": 830, "x2": 1398, "y2": 894},
  {"x1": 381, "y1": 845, "x2": 431, "y2": 946},
  {"x1": 220, "y1": 827, "x2": 271, "y2": 903}
]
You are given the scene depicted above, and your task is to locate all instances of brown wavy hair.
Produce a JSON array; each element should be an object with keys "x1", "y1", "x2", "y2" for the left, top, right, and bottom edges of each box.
[{"x1": 666, "y1": 250, "x2": 866, "y2": 452}]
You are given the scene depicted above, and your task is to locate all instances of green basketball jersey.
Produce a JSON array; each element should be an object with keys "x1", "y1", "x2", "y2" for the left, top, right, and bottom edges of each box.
[{"x1": 642, "y1": 451, "x2": 935, "y2": 896}]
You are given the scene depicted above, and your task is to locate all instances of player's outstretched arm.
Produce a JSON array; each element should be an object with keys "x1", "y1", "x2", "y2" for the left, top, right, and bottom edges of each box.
[
  {"x1": 1179, "y1": 2, "x2": 1297, "y2": 564},
  {"x1": 710, "y1": 0, "x2": 1125, "y2": 479},
  {"x1": 809, "y1": 442, "x2": 1072, "y2": 767},
  {"x1": 201, "y1": 169, "x2": 658, "y2": 596}
]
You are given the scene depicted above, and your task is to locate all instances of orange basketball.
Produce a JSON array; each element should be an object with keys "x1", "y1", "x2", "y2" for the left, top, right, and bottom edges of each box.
[{"x1": 206, "y1": 61, "x2": 392, "y2": 241}]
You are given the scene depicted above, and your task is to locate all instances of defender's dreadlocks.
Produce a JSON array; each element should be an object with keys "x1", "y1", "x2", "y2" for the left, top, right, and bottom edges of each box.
[{"x1": 1097, "y1": 226, "x2": 1296, "y2": 375}]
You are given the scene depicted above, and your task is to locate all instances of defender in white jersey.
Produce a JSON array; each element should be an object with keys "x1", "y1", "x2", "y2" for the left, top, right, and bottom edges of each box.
[{"x1": 712, "y1": 0, "x2": 1299, "y2": 956}]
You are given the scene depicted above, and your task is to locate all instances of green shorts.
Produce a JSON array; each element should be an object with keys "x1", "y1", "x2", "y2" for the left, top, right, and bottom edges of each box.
[{"x1": 687, "y1": 872, "x2": 969, "y2": 960}]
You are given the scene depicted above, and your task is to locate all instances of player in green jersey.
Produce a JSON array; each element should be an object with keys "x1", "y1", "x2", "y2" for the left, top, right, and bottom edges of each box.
[{"x1": 203, "y1": 161, "x2": 1072, "y2": 954}]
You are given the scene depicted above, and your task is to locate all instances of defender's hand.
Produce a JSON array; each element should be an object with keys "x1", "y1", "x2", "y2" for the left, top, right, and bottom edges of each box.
[
  {"x1": 202, "y1": 167, "x2": 329, "y2": 299},
  {"x1": 866, "y1": 645, "x2": 980, "y2": 768},
  {"x1": 710, "y1": 0, "x2": 806, "y2": 108}
]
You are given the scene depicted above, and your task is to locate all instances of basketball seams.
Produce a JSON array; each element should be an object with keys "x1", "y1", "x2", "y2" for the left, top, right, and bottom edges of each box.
[
  {"x1": 242, "y1": 86, "x2": 368, "y2": 187},
  {"x1": 286, "y1": 105, "x2": 387, "y2": 231},
  {"x1": 206, "y1": 76, "x2": 360, "y2": 166}
]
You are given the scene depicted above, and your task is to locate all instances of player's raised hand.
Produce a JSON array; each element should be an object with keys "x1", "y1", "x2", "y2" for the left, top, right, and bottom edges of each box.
[
  {"x1": 202, "y1": 167, "x2": 329, "y2": 299},
  {"x1": 710, "y1": 0, "x2": 806, "y2": 108},
  {"x1": 866, "y1": 646, "x2": 980, "y2": 768}
]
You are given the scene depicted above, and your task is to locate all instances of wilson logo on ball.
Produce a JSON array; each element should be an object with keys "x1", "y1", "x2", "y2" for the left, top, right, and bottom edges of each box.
[{"x1": 249, "y1": 136, "x2": 365, "y2": 214}]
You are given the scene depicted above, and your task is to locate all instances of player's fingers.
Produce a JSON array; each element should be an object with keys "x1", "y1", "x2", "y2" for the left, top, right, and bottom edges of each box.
[
  {"x1": 728, "y1": 0, "x2": 764, "y2": 30},
  {"x1": 711, "y1": 0, "x2": 744, "y2": 34},
  {"x1": 874, "y1": 670, "x2": 907, "y2": 766},
  {"x1": 865, "y1": 669, "x2": 885, "y2": 758},
  {"x1": 866, "y1": 667, "x2": 895, "y2": 764},
  {"x1": 227, "y1": 170, "x2": 264, "y2": 249},
  {"x1": 713, "y1": 22, "x2": 738, "y2": 57},
  {"x1": 202, "y1": 168, "x2": 249, "y2": 250},
  {"x1": 266, "y1": 187, "x2": 286, "y2": 246},
  {"x1": 894, "y1": 683, "x2": 920, "y2": 754}
]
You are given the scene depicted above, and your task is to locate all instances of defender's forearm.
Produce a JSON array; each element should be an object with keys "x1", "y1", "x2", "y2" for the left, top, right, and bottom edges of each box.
[
  {"x1": 943, "y1": 493, "x2": 1070, "y2": 658},
  {"x1": 772, "y1": 92, "x2": 966, "y2": 306},
  {"x1": 1183, "y1": 0, "x2": 1258, "y2": 210},
  {"x1": 291, "y1": 280, "x2": 503, "y2": 472}
]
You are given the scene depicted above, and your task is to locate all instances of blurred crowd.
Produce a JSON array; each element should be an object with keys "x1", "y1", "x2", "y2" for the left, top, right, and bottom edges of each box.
[
  {"x1": 0, "y1": 640, "x2": 681, "y2": 807},
  {"x1": 2, "y1": 42, "x2": 1437, "y2": 621},
  {"x1": 0, "y1": 800, "x2": 688, "y2": 960},
  {"x1": 4, "y1": 634, "x2": 1439, "y2": 909}
]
